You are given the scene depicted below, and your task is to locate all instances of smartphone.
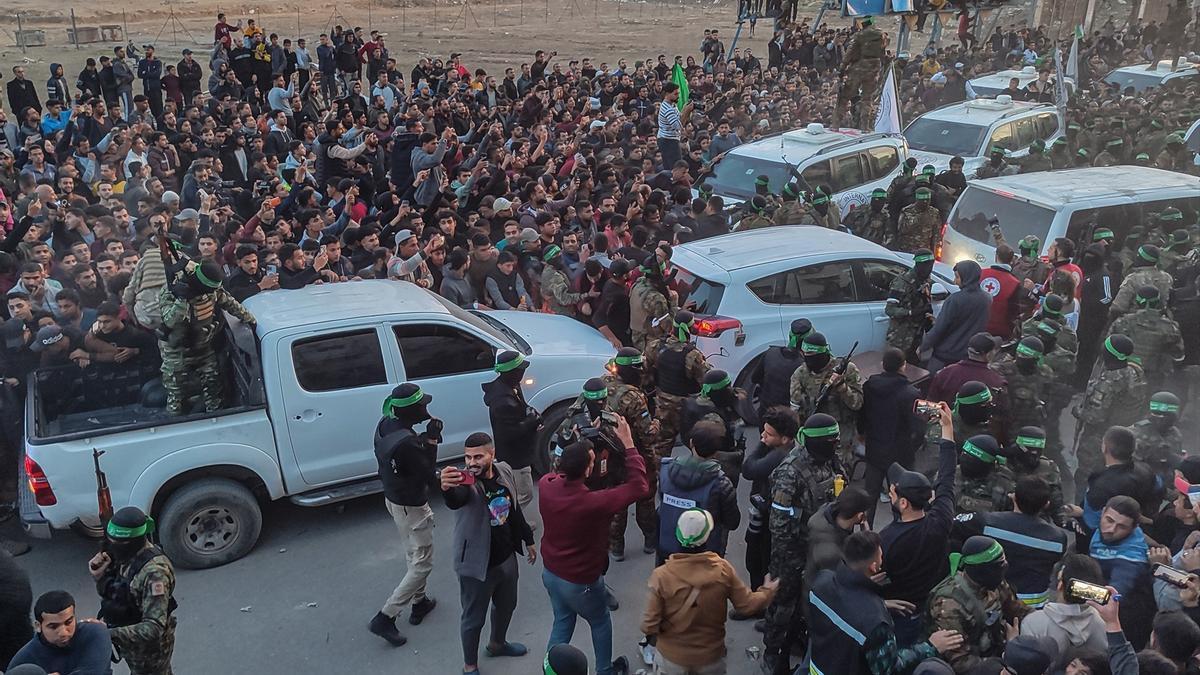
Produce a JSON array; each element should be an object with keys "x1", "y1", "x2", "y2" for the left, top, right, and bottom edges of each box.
[
  {"x1": 1066, "y1": 578, "x2": 1111, "y2": 605},
  {"x1": 1152, "y1": 563, "x2": 1192, "y2": 589},
  {"x1": 913, "y1": 399, "x2": 940, "y2": 420},
  {"x1": 266, "y1": 264, "x2": 278, "y2": 276},
  {"x1": 458, "y1": 468, "x2": 476, "y2": 486}
]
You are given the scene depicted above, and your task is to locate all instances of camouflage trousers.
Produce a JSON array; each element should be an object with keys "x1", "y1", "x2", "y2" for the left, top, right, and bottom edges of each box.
[
  {"x1": 762, "y1": 568, "x2": 806, "y2": 671},
  {"x1": 122, "y1": 618, "x2": 175, "y2": 675},
  {"x1": 1069, "y1": 426, "x2": 1105, "y2": 490},
  {"x1": 610, "y1": 477, "x2": 658, "y2": 554},
  {"x1": 887, "y1": 320, "x2": 924, "y2": 364},
  {"x1": 650, "y1": 393, "x2": 686, "y2": 460},
  {"x1": 837, "y1": 63, "x2": 881, "y2": 127},
  {"x1": 160, "y1": 344, "x2": 222, "y2": 416}
]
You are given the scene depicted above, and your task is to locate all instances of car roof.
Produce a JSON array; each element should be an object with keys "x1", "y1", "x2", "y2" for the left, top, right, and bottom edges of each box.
[
  {"x1": 243, "y1": 279, "x2": 451, "y2": 334},
  {"x1": 912, "y1": 97, "x2": 1053, "y2": 126},
  {"x1": 969, "y1": 67, "x2": 1043, "y2": 86},
  {"x1": 1108, "y1": 60, "x2": 1189, "y2": 76},
  {"x1": 967, "y1": 167, "x2": 1200, "y2": 207},
  {"x1": 726, "y1": 125, "x2": 903, "y2": 165},
  {"x1": 674, "y1": 227, "x2": 894, "y2": 274}
]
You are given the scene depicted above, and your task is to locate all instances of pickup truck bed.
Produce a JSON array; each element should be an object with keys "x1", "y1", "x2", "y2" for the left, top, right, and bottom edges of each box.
[{"x1": 46, "y1": 403, "x2": 176, "y2": 437}]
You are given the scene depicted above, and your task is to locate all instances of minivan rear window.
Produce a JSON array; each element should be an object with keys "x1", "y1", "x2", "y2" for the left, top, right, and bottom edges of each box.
[
  {"x1": 709, "y1": 155, "x2": 791, "y2": 200},
  {"x1": 951, "y1": 187, "x2": 1057, "y2": 247},
  {"x1": 672, "y1": 267, "x2": 726, "y2": 315}
]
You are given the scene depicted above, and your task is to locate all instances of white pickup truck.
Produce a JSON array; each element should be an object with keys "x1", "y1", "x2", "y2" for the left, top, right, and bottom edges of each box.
[{"x1": 21, "y1": 281, "x2": 614, "y2": 568}]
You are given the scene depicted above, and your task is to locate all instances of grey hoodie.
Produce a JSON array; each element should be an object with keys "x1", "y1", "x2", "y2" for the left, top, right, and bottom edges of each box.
[
  {"x1": 921, "y1": 260, "x2": 990, "y2": 370},
  {"x1": 1019, "y1": 601, "x2": 1107, "y2": 672}
]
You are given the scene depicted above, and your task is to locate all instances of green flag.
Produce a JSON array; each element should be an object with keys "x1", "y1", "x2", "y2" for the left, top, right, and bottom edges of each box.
[
  {"x1": 1073, "y1": 25, "x2": 1083, "y2": 39},
  {"x1": 671, "y1": 63, "x2": 690, "y2": 112}
]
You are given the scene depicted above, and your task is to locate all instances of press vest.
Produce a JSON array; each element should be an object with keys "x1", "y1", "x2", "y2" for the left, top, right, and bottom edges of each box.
[{"x1": 657, "y1": 458, "x2": 722, "y2": 557}]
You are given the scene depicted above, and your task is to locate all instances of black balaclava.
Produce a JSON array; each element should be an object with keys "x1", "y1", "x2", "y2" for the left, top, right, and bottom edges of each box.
[
  {"x1": 870, "y1": 188, "x2": 887, "y2": 212},
  {"x1": 955, "y1": 380, "x2": 993, "y2": 426},
  {"x1": 960, "y1": 433, "x2": 1003, "y2": 480},
  {"x1": 701, "y1": 369, "x2": 735, "y2": 409},
  {"x1": 800, "y1": 412, "x2": 840, "y2": 462},
  {"x1": 1078, "y1": 243, "x2": 1106, "y2": 275},
  {"x1": 954, "y1": 535, "x2": 1008, "y2": 591},
  {"x1": 801, "y1": 331, "x2": 832, "y2": 373},
  {"x1": 495, "y1": 349, "x2": 530, "y2": 387},
  {"x1": 1014, "y1": 336, "x2": 1044, "y2": 376},
  {"x1": 612, "y1": 346, "x2": 644, "y2": 385},
  {"x1": 811, "y1": 191, "x2": 830, "y2": 216},
  {"x1": 581, "y1": 377, "x2": 608, "y2": 417},
  {"x1": 1101, "y1": 334, "x2": 1135, "y2": 371},
  {"x1": 186, "y1": 258, "x2": 224, "y2": 295},
  {"x1": 1010, "y1": 426, "x2": 1047, "y2": 472},
  {"x1": 1148, "y1": 391, "x2": 1182, "y2": 434},
  {"x1": 106, "y1": 506, "x2": 153, "y2": 563},
  {"x1": 1133, "y1": 244, "x2": 1160, "y2": 269},
  {"x1": 913, "y1": 248, "x2": 934, "y2": 280}
]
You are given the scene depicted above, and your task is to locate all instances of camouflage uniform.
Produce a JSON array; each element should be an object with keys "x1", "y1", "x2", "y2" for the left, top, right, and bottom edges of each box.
[
  {"x1": 540, "y1": 265, "x2": 584, "y2": 317},
  {"x1": 952, "y1": 410, "x2": 994, "y2": 447},
  {"x1": 99, "y1": 546, "x2": 177, "y2": 675},
  {"x1": 1091, "y1": 149, "x2": 1118, "y2": 167},
  {"x1": 1071, "y1": 363, "x2": 1147, "y2": 483},
  {"x1": 1110, "y1": 268, "x2": 1174, "y2": 318},
  {"x1": 1130, "y1": 418, "x2": 1183, "y2": 494},
  {"x1": 797, "y1": 205, "x2": 841, "y2": 230},
  {"x1": 643, "y1": 335, "x2": 709, "y2": 460},
  {"x1": 989, "y1": 355, "x2": 1053, "y2": 442},
  {"x1": 1017, "y1": 152, "x2": 1053, "y2": 174},
  {"x1": 836, "y1": 24, "x2": 883, "y2": 128},
  {"x1": 789, "y1": 360, "x2": 863, "y2": 464},
  {"x1": 885, "y1": 270, "x2": 932, "y2": 360},
  {"x1": 1048, "y1": 146, "x2": 1072, "y2": 170},
  {"x1": 762, "y1": 448, "x2": 844, "y2": 669},
  {"x1": 955, "y1": 464, "x2": 1016, "y2": 514},
  {"x1": 738, "y1": 212, "x2": 775, "y2": 231},
  {"x1": 1109, "y1": 309, "x2": 1184, "y2": 392},
  {"x1": 629, "y1": 276, "x2": 672, "y2": 351},
  {"x1": 1040, "y1": 344, "x2": 1078, "y2": 462},
  {"x1": 1011, "y1": 456, "x2": 1065, "y2": 521},
  {"x1": 844, "y1": 206, "x2": 890, "y2": 245},
  {"x1": 158, "y1": 285, "x2": 256, "y2": 415},
  {"x1": 773, "y1": 200, "x2": 811, "y2": 226},
  {"x1": 603, "y1": 373, "x2": 660, "y2": 553},
  {"x1": 894, "y1": 203, "x2": 942, "y2": 252},
  {"x1": 1021, "y1": 315, "x2": 1078, "y2": 354},
  {"x1": 924, "y1": 573, "x2": 1027, "y2": 673},
  {"x1": 973, "y1": 160, "x2": 1012, "y2": 180}
]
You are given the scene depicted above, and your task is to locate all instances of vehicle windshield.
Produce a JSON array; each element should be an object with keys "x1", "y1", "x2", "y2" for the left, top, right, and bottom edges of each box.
[
  {"x1": 671, "y1": 266, "x2": 726, "y2": 315},
  {"x1": 1104, "y1": 69, "x2": 1165, "y2": 93},
  {"x1": 709, "y1": 154, "x2": 792, "y2": 200},
  {"x1": 428, "y1": 294, "x2": 526, "y2": 352},
  {"x1": 950, "y1": 186, "x2": 1056, "y2": 247},
  {"x1": 904, "y1": 118, "x2": 987, "y2": 157}
]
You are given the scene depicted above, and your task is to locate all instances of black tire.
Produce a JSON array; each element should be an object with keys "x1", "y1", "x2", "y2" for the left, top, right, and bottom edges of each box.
[
  {"x1": 69, "y1": 517, "x2": 105, "y2": 540},
  {"x1": 734, "y1": 355, "x2": 765, "y2": 415},
  {"x1": 533, "y1": 402, "x2": 571, "y2": 478},
  {"x1": 158, "y1": 477, "x2": 262, "y2": 570}
]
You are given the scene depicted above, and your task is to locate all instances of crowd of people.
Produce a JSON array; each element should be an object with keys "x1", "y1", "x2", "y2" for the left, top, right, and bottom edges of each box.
[{"x1": 1, "y1": 2, "x2": 1200, "y2": 675}]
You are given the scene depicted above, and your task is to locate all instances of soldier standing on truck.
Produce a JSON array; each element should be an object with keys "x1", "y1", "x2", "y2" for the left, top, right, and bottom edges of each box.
[{"x1": 89, "y1": 506, "x2": 177, "y2": 675}]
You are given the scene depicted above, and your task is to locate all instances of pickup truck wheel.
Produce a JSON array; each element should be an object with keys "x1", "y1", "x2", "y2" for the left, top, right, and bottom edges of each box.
[
  {"x1": 533, "y1": 403, "x2": 570, "y2": 478},
  {"x1": 159, "y1": 478, "x2": 262, "y2": 569},
  {"x1": 69, "y1": 518, "x2": 105, "y2": 540}
]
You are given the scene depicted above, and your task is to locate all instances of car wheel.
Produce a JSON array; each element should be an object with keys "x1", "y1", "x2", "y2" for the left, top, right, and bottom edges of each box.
[
  {"x1": 158, "y1": 477, "x2": 262, "y2": 569},
  {"x1": 734, "y1": 355, "x2": 764, "y2": 415},
  {"x1": 533, "y1": 402, "x2": 571, "y2": 478},
  {"x1": 70, "y1": 517, "x2": 105, "y2": 540}
]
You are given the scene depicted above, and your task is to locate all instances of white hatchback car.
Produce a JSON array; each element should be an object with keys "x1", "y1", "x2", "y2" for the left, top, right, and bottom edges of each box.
[
  {"x1": 1104, "y1": 59, "x2": 1200, "y2": 94},
  {"x1": 968, "y1": 65, "x2": 1075, "y2": 98},
  {"x1": 668, "y1": 227, "x2": 954, "y2": 389},
  {"x1": 904, "y1": 96, "x2": 1063, "y2": 175}
]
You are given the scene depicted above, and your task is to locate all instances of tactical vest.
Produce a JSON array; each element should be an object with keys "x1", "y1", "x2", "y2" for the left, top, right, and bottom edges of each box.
[
  {"x1": 980, "y1": 511, "x2": 1065, "y2": 608},
  {"x1": 656, "y1": 343, "x2": 700, "y2": 397},
  {"x1": 807, "y1": 566, "x2": 892, "y2": 675},
  {"x1": 657, "y1": 457, "x2": 722, "y2": 558},
  {"x1": 99, "y1": 546, "x2": 178, "y2": 628},
  {"x1": 857, "y1": 29, "x2": 884, "y2": 59},
  {"x1": 928, "y1": 574, "x2": 1003, "y2": 657},
  {"x1": 374, "y1": 425, "x2": 416, "y2": 505},
  {"x1": 759, "y1": 346, "x2": 803, "y2": 411}
]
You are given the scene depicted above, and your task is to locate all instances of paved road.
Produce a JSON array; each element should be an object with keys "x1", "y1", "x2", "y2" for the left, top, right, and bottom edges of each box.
[{"x1": 12, "y1": 466, "x2": 771, "y2": 675}]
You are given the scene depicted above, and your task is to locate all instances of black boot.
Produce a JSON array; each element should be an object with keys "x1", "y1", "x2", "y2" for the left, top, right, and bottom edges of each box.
[
  {"x1": 642, "y1": 533, "x2": 655, "y2": 554},
  {"x1": 408, "y1": 596, "x2": 437, "y2": 625},
  {"x1": 368, "y1": 611, "x2": 407, "y2": 646}
]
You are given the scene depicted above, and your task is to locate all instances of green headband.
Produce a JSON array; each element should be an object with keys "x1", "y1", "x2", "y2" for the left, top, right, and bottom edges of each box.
[
  {"x1": 194, "y1": 265, "x2": 221, "y2": 289},
  {"x1": 495, "y1": 353, "x2": 526, "y2": 372},
  {"x1": 1036, "y1": 321, "x2": 1058, "y2": 336},
  {"x1": 1136, "y1": 292, "x2": 1159, "y2": 307},
  {"x1": 613, "y1": 353, "x2": 643, "y2": 367},
  {"x1": 755, "y1": 177, "x2": 770, "y2": 187},
  {"x1": 675, "y1": 508, "x2": 713, "y2": 548},
  {"x1": 962, "y1": 439, "x2": 1004, "y2": 465},
  {"x1": 1160, "y1": 210, "x2": 1184, "y2": 221},
  {"x1": 1103, "y1": 336, "x2": 1136, "y2": 363},
  {"x1": 799, "y1": 423, "x2": 840, "y2": 441},
  {"x1": 700, "y1": 374, "x2": 731, "y2": 398},
  {"x1": 949, "y1": 540, "x2": 1004, "y2": 576},
  {"x1": 871, "y1": 188, "x2": 887, "y2": 198},
  {"x1": 582, "y1": 386, "x2": 608, "y2": 400},
  {"x1": 913, "y1": 252, "x2": 934, "y2": 263},
  {"x1": 783, "y1": 183, "x2": 799, "y2": 197},
  {"x1": 915, "y1": 189, "x2": 931, "y2": 200},
  {"x1": 382, "y1": 388, "x2": 426, "y2": 416},
  {"x1": 991, "y1": 146, "x2": 1006, "y2": 155},
  {"x1": 543, "y1": 245, "x2": 563, "y2": 262},
  {"x1": 106, "y1": 517, "x2": 155, "y2": 539},
  {"x1": 811, "y1": 194, "x2": 829, "y2": 205},
  {"x1": 1015, "y1": 435, "x2": 1046, "y2": 449},
  {"x1": 800, "y1": 340, "x2": 830, "y2": 355},
  {"x1": 1150, "y1": 401, "x2": 1180, "y2": 413},
  {"x1": 1093, "y1": 228, "x2": 1114, "y2": 241},
  {"x1": 1137, "y1": 246, "x2": 1158, "y2": 263},
  {"x1": 1136, "y1": 153, "x2": 1151, "y2": 161},
  {"x1": 1015, "y1": 342, "x2": 1043, "y2": 361},
  {"x1": 787, "y1": 327, "x2": 812, "y2": 349},
  {"x1": 956, "y1": 388, "x2": 992, "y2": 406},
  {"x1": 674, "y1": 320, "x2": 691, "y2": 343}
]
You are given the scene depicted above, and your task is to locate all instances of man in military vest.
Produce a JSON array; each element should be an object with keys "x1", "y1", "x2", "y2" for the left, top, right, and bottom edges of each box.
[
  {"x1": 90, "y1": 506, "x2": 177, "y2": 675},
  {"x1": 894, "y1": 188, "x2": 941, "y2": 253},
  {"x1": 797, "y1": 190, "x2": 840, "y2": 230},
  {"x1": 835, "y1": 16, "x2": 884, "y2": 129},
  {"x1": 681, "y1": 369, "x2": 751, "y2": 490},
  {"x1": 540, "y1": 245, "x2": 587, "y2": 318},
  {"x1": 989, "y1": 336, "x2": 1053, "y2": 443},
  {"x1": 738, "y1": 195, "x2": 775, "y2": 231},
  {"x1": 1031, "y1": 320, "x2": 1076, "y2": 470},
  {"x1": 1109, "y1": 286, "x2": 1184, "y2": 393},
  {"x1": 924, "y1": 535, "x2": 1028, "y2": 672},
  {"x1": 955, "y1": 434, "x2": 1014, "y2": 515},
  {"x1": 1005, "y1": 426, "x2": 1065, "y2": 524},
  {"x1": 643, "y1": 310, "x2": 710, "y2": 468},
  {"x1": 1017, "y1": 139, "x2": 1053, "y2": 173},
  {"x1": 1071, "y1": 334, "x2": 1147, "y2": 489},
  {"x1": 1048, "y1": 137, "x2": 1072, "y2": 169},
  {"x1": 1130, "y1": 392, "x2": 1185, "y2": 496},
  {"x1": 789, "y1": 332, "x2": 863, "y2": 466},
  {"x1": 1110, "y1": 245, "x2": 1173, "y2": 320},
  {"x1": 885, "y1": 249, "x2": 935, "y2": 362},
  {"x1": 951, "y1": 380, "x2": 996, "y2": 446},
  {"x1": 844, "y1": 188, "x2": 890, "y2": 245},
  {"x1": 1020, "y1": 294, "x2": 1076, "y2": 353},
  {"x1": 749, "y1": 318, "x2": 811, "y2": 419},
  {"x1": 772, "y1": 183, "x2": 810, "y2": 226},
  {"x1": 973, "y1": 147, "x2": 1013, "y2": 179},
  {"x1": 603, "y1": 347, "x2": 660, "y2": 559},
  {"x1": 628, "y1": 256, "x2": 675, "y2": 350}
]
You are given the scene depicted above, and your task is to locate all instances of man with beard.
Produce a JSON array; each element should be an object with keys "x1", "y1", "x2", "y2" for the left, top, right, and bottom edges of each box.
[
  {"x1": 843, "y1": 188, "x2": 889, "y2": 245},
  {"x1": 1088, "y1": 495, "x2": 1158, "y2": 649},
  {"x1": 748, "y1": 318, "x2": 811, "y2": 419},
  {"x1": 885, "y1": 250, "x2": 934, "y2": 363},
  {"x1": 934, "y1": 156, "x2": 967, "y2": 199},
  {"x1": 89, "y1": 507, "x2": 177, "y2": 675},
  {"x1": 924, "y1": 535, "x2": 1028, "y2": 671},
  {"x1": 7, "y1": 590, "x2": 113, "y2": 674}
]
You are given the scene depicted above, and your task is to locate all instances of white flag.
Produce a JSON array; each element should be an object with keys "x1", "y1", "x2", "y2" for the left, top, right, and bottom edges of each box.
[
  {"x1": 874, "y1": 66, "x2": 901, "y2": 134},
  {"x1": 1053, "y1": 45, "x2": 1069, "y2": 113},
  {"x1": 1066, "y1": 32, "x2": 1079, "y2": 82}
]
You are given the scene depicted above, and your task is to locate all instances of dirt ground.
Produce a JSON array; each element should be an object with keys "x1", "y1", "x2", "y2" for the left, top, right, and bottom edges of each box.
[{"x1": 0, "y1": 0, "x2": 833, "y2": 101}]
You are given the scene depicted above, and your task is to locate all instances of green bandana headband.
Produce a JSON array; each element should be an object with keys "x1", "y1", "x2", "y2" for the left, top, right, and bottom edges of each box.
[
  {"x1": 613, "y1": 353, "x2": 643, "y2": 367},
  {"x1": 787, "y1": 327, "x2": 812, "y2": 349},
  {"x1": 382, "y1": 388, "x2": 427, "y2": 416},
  {"x1": 962, "y1": 439, "x2": 1005, "y2": 465},
  {"x1": 914, "y1": 252, "x2": 934, "y2": 263},
  {"x1": 1015, "y1": 435, "x2": 1046, "y2": 449},
  {"x1": 106, "y1": 517, "x2": 155, "y2": 539},
  {"x1": 800, "y1": 339, "x2": 830, "y2": 355},
  {"x1": 991, "y1": 146, "x2": 1007, "y2": 155},
  {"x1": 1093, "y1": 228, "x2": 1114, "y2": 242},
  {"x1": 1150, "y1": 400, "x2": 1180, "y2": 413},
  {"x1": 194, "y1": 266, "x2": 221, "y2": 289},
  {"x1": 1136, "y1": 292, "x2": 1159, "y2": 307},
  {"x1": 811, "y1": 194, "x2": 829, "y2": 205},
  {"x1": 495, "y1": 352, "x2": 526, "y2": 372},
  {"x1": 948, "y1": 539, "x2": 1004, "y2": 576},
  {"x1": 872, "y1": 188, "x2": 887, "y2": 198},
  {"x1": 799, "y1": 423, "x2": 840, "y2": 441},
  {"x1": 915, "y1": 188, "x2": 932, "y2": 200},
  {"x1": 1138, "y1": 246, "x2": 1158, "y2": 263},
  {"x1": 755, "y1": 176, "x2": 770, "y2": 187},
  {"x1": 582, "y1": 386, "x2": 608, "y2": 401},
  {"x1": 674, "y1": 320, "x2": 691, "y2": 343},
  {"x1": 1015, "y1": 343, "x2": 1043, "y2": 362},
  {"x1": 783, "y1": 183, "x2": 799, "y2": 197},
  {"x1": 955, "y1": 388, "x2": 992, "y2": 406},
  {"x1": 544, "y1": 653, "x2": 587, "y2": 675},
  {"x1": 1136, "y1": 153, "x2": 1151, "y2": 161},
  {"x1": 700, "y1": 374, "x2": 731, "y2": 398},
  {"x1": 543, "y1": 245, "x2": 563, "y2": 262},
  {"x1": 1160, "y1": 210, "x2": 1184, "y2": 222},
  {"x1": 1103, "y1": 336, "x2": 1139, "y2": 364}
]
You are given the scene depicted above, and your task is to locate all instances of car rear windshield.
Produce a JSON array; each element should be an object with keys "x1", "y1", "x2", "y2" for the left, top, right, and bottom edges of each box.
[
  {"x1": 950, "y1": 186, "x2": 1056, "y2": 247},
  {"x1": 672, "y1": 267, "x2": 726, "y2": 315},
  {"x1": 709, "y1": 155, "x2": 791, "y2": 200},
  {"x1": 904, "y1": 118, "x2": 987, "y2": 157}
]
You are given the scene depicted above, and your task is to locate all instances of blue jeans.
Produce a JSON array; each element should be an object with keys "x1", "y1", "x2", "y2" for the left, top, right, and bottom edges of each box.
[{"x1": 542, "y1": 568, "x2": 613, "y2": 674}]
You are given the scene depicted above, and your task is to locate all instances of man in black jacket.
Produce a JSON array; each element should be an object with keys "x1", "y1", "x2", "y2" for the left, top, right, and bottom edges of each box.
[
  {"x1": 6, "y1": 66, "x2": 40, "y2": 116},
  {"x1": 368, "y1": 383, "x2": 442, "y2": 647},
  {"x1": 176, "y1": 50, "x2": 203, "y2": 106},
  {"x1": 482, "y1": 350, "x2": 543, "y2": 537},
  {"x1": 921, "y1": 260, "x2": 991, "y2": 374},
  {"x1": 741, "y1": 406, "x2": 800, "y2": 592},
  {"x1": 861, "y1": 347, "x2": 924, "y2": 523}
]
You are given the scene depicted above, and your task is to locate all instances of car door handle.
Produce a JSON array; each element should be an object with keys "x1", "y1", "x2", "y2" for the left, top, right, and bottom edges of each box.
[
  {"x1": 874, "y1": 316, "x2": 890, "y2": 322},
  {"x1": 294, "y1": 409, "x2": 323, "y2": 422}
]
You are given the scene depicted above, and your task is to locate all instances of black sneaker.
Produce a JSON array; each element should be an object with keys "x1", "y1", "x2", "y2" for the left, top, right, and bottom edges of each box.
[
  {"x1": 408, "y1": 596, "x2": 437, "y2": 625},
  {"x1": 642, "y1": 534, "x2": 655, "y2": 554},
  {"x1": 368, "y1": 611, "x2": 407, "y2": 646},
  {"x1": 611, "y1": 656, "x2": 629, "y2": 675},
  {"x1": 611, "y1": 547, "x2": 625, "y2": 562}
]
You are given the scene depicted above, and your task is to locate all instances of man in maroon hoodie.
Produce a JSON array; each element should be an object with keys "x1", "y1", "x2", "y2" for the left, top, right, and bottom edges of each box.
[
  {"x1": 926, "y1": 332, "x2": 1009, "y2": 405},
  {"x1": 539, "y1": 414, "x2": 648, "y2": 675}
]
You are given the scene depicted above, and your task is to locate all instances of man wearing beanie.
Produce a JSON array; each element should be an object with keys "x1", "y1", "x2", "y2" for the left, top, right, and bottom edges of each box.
[
  {"x1": 544, "y1": 643, "x2": 589, "y2": 675},
  {"x1": 926, "y1": 333, "x2": 1007, "y2": 405},
  {"x1": 642, "y1": 508, "x2": 777, "y2": 674}
]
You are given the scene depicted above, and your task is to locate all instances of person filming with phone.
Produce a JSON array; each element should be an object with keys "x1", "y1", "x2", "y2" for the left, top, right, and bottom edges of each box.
[{"x1": 440, "y1": 431, "x2": 537, "y2": 675}]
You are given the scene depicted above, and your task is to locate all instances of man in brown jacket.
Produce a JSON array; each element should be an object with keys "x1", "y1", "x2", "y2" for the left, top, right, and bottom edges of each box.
[{"x1": 641, "y1": 508, "x2": 778, "y2": 674}]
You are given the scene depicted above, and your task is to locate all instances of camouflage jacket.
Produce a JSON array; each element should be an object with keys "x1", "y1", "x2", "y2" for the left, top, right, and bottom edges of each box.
[
  {"x1": 540, "y1": 266, "x2": 583, "y2": 316},
  {"x1": 885, "y1": 270, "x2": 932, "y2": 324},
  {"x1": 767, "y1": 447, "x2": 844, "y2": 575},
  {"x1": 989, "y1": 355, "x2": 1052, "y2": 434},
  {"x1": 1017, "y1": 153, "x2": 1053, "y2": 173},
  {"x1": 602, "y1": 374, "x2": 659, "y2": 449},
  {"x1": 737, "y1": 213, "x2": 775, "y2": 231},
  {"x1": 1130, "y1": 418, "x2": 1183, "y2": 482},
  {"x1": 1111, "y1": 267, "x2": 1174, "y2": 318},
  {"x1": 1041, "y1": 345, "x2": 1078, "y2": 405},
  {"x1": 1011, "y1": 457, "x2": 1065, "y2": 518},
  {"x1": 1109, "y1": 309, "x2": 1184, "y2": 375},
  {"x1": 1020, "y1": 315, "x2": 1077, "y2": 354},
  {"x1": 773, "y1": 200, "x2": 811, "y2": 226},
  {"x1": 100, "y1": 549, "x2": 177, "y2": 661},
  {"x1": 1010, "y1": 255, "x2": 1050, "y2": 290},
  {"x1": 629, "y1": 276, "x2": 672, "y2": 343},
  {"x1": 925, "y1": 573, "x2": 1027, "y2": 673},
  {"x1": 894, "y1": 204, "x2": 942, "y2": 252},
  {"x1": 955, "y1": 464, "x2": 1015, "y2": 515},
  {"x1": 643, "y1": 335, "x2": 711, "y2": 394},
  {"x1": 797, "y1": 206, "x2": 841, "y2": 230},
  {"x1": 159, "y1": 285, "x2": 256, "y2": 350},
  {"x1": 844, "y1": 207, "x2": 890, "y2": 245},
  {"x1": 789, "y1": 358, "x2": 863, "y2": 436},
  {"x1": 1073, "y1": 363, "x2": 1147, "y2": 430}
]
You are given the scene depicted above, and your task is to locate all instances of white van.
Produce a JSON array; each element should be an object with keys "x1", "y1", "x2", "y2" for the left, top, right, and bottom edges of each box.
[
  {"x1": 1103, "y1": 59, "x2": 1200, "y2": 94},
  {"x1": 939, "y1": 167, "x2": 1200, "y2": 267}
]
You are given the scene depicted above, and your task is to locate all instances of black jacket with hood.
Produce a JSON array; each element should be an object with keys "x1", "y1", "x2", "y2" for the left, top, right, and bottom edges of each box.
[
  {"x1": 922, "y1": 260, "x2": 991, "y2": 367},
  {"x1": 481, "y1": 375, "x2": 542, "y2": 470},
  {"x1": 860, "y1": 370, "x2": 923, "y2": 469}
]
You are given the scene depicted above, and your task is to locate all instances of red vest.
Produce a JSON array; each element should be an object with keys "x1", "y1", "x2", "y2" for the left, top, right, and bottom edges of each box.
[{"x1": 980, "y1": 265, "x2": 1020, "y2": 338}]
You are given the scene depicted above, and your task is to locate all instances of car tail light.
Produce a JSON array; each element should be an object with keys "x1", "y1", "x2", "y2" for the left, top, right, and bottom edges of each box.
[
  {"x1": 935, "y1": 222, "x2": 948, "y2": 261},
  {"x1": 693, "y1": 316, "x2": 742, "y2": 338},
  {"x1": 24, "y1": 455, "x2": 56, "y2": 507}
]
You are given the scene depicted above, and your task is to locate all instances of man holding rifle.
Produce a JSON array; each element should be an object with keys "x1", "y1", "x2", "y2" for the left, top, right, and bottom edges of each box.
[{"x1": 788, "y1": 332, "x2": 863, "y2": 466}]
